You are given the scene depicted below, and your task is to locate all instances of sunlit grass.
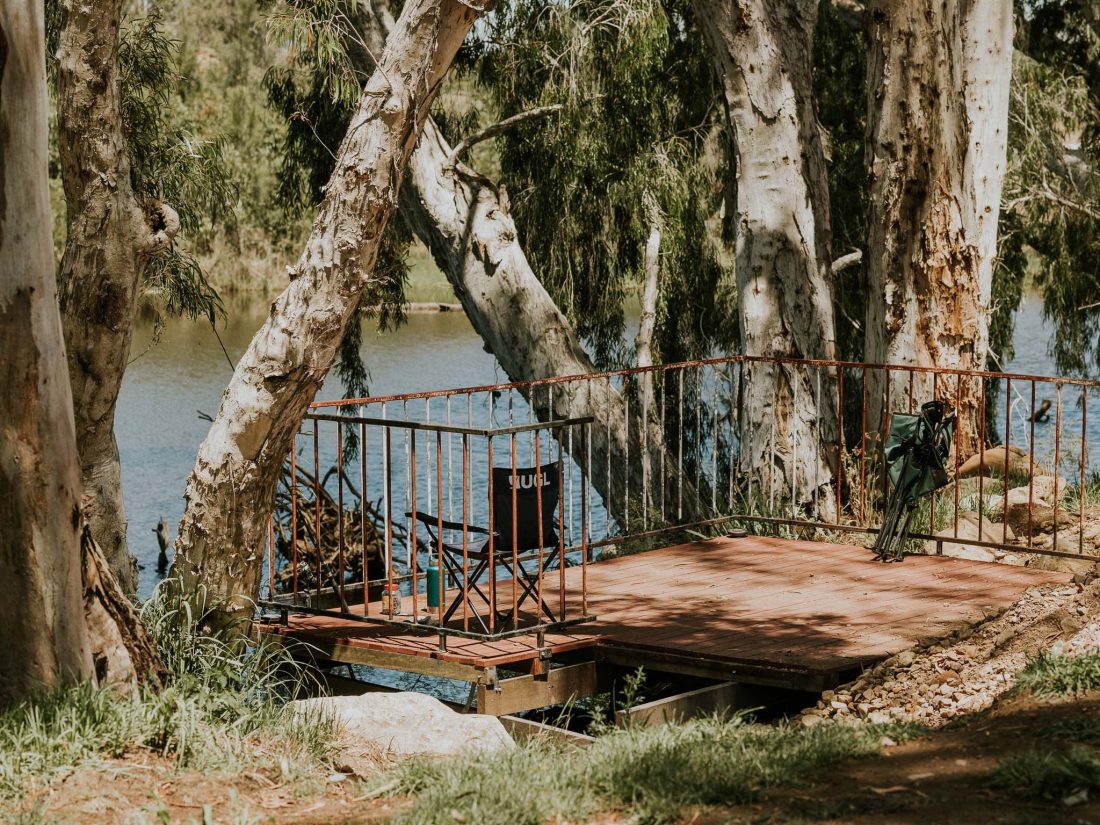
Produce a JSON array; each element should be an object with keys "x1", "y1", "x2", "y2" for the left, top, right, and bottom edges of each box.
[
  {"x1": 1014, "y1": 650, "x2": 1100, "y2": 698},
  {"x1": 0, "y1": 580, "x2": 336, "y2": 802},
  {"x1": 382, "y1": 715, "x2": 892, "y2": 825}
]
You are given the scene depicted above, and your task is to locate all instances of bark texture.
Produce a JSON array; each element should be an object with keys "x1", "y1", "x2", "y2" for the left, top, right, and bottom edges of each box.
[
  {"x1": 864, "y1": 0, "x2": 1013, "y2": 454},
  {"x1": 356, "y1": 1, "x2": 705, "y2": 526},
  {"x1": 56, "y1": 0, "x2": 178, "y2": 592},
  {"x1": 171, "y1": 0, "x2": 482, "y2": 630},
  {"x1": 695, "y1": 0, "x2": 840, "y2": 516},
  {"x1": 0, "y1": 1, "x2": 94, "y2": 702}
]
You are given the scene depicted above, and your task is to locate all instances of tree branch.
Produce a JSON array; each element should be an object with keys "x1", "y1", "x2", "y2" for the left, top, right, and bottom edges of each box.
[
  {"x1": 831, "y1": 249, "x2": 863, "y2": 273},
  {"x1": 446, "y1": 104, "x2": 563, "y2": 165}
]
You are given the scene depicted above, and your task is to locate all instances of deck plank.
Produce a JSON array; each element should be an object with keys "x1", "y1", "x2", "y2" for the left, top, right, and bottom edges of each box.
[{"x1": 257, "y1": 535, "x2": 1067, "y2": 681}]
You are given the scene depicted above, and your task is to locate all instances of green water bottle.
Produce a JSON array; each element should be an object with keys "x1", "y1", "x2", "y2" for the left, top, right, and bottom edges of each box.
[{"x1": 426, "y1": 565, "x2": 442, "y2": 609}]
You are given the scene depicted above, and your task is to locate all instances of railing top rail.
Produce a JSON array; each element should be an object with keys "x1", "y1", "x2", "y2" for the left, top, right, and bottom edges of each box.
[
  {"x1": 304, "y1": 411, "x2": 595, "y2": 437},
  {"x1": 311, "y1": 354, "x2": 1100, "y2": 410}
]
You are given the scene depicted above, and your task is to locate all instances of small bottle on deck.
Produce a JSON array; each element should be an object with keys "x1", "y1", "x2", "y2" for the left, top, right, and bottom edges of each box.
[{"x1": 381, "y1": 583, "x2": 402, "y2": 616}]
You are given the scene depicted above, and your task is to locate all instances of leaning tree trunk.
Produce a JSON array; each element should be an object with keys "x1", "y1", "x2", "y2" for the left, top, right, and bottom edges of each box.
[
  {"x1": 355, "y1": 0, "x2": 706, "y2": 528},
  {"x1": 694, "y1": 0, "x2": 840, "y2": 519},
  {"x1": 864, "y1": 0, "x2": 1013, "y2": 455},
  {"x1": 0, "y1": 1, "x2": 93, "y2": 702},
  {"x1": 56, "y1": 0, "x2": 180, "y2": 593},
  {"x1": 170, "y1": 0, "x2": 483, "y2": 631}
]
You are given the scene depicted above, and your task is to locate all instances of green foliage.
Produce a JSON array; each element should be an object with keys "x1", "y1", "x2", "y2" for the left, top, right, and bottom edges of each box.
[
  {"x1": 1014, "y1": 649, "x2": 1100, "y2": 697},
  {"x1": 384, "y1": 714, "x2": 886, "y2": 825},
  {"x1": 473, "y1": 0, "x2": 735, "y2": 368},
  {"x1": 987, "y1": 744, "x2": 1100, "y2": 800},
  {"x1": 0, "y1": 581, "x2": 334, "y2": 802},
  {"x1": 1002, "y1": 4, "x2": 1100, "y2": 374}
]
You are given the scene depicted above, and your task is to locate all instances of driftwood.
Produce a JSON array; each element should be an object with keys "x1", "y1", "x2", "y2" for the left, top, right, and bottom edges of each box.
[{"x1": 272, "y1": 460, "x2": 413, "y2": 594}]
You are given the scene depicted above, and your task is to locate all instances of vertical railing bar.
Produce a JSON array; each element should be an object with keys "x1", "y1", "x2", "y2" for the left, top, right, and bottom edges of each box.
[
  {"x1": 678, "y1": 368, "x2": 684, "y2": 521},
  {"x1": 1003, "y1": 376, "x2": 1012, "y2": 548},
  {"x1": 769, "y1": 368, "x2": 777, "y2": 516},
  {"x1": 1054, "y1": 383, "x2": 1063, "y2": 551},
  {"x1": 930, "y1": 372, "x2": 939, "y2": 536},
  {"x1": 337, "y1": 419, "x2": 346, "y2": 607},
  {"x1": 978, "y1": 376, "x2": 987, "y2": 543},
  {"x1": 624, "y1": 385, "x2": 630, "y2": 534},
  {"x1": 510, "y1": 434, "x2": 519, "y2": 627},
  {"x1": 535, "y1": 435, "x2": 544, "y2": 625},
  {"x1": 1028, "y1": 382, "x2": 1036, "y2": 548},
  {"x1": 813, "y1": 367, "x2": 821, "y2": 516},
  {"x1": 410, "y1": 429, "x2": 419, "y2": 620},
  {"x1": 728, "y1": 365, "x2": 735, "y2": 511},
  {"x1": 660, "y1": 368, "x2": 667, "y2": 523},
  {"x1": 695, "y1": 367, "x2": 702, "y2": 511},
  {"x1": 836, "y1": 366, "x2": 844, "y2": 523},
  {"x1": 290, "y1": 444, "x2": 299, "y2": 597},
  {"x1": 360, "y1": 420, "x2": 368, "y2": 616},
  {"x1": 711, "y1": 366, "x2": 719, "y2": 515},
  {"x1": 436, "y1": 430, "x2": 444, "y2": 628},
  {"x1": 791, "y1": 367, "x2": 800, "y2": 518},
  {"x1": 1080, "y1": 386, "x2": 1088, "y2": 556},
  {"x1": 313, "y1": 418, "x2": 321, "y2": 601},
  {"x1": 461, "y1": 432, "x2": 469, "y2": 632},
  {"x1": 568, "y1": 418, "x2": 575, "y2": 545},
  {"x1": 558, "y1": 432, "x2": 566, "y2": 623},
  {"x1": 581, "y1": 422, "x2": 589, "y2": 613},
  {"x1": 384, "y1": 416, "x2": 395, "y2": 615},
  {"x1": 447, "y1": 396, "x2": 454, "y2": 526},
  {"x1": 403, "y1": 400, "x2": 411, "y2": 575},
  {"x1": 487, "y1": 436, "x2": 496, "y2": 633},
  {"x1": 642, "y1": 371, "x2": 649, "y2": 531},
  {"x1": 425, "y1": 398, "x2": 433, "y2": 519},
  {"x1": 267, "y1": 512, "x2": 275, "y2": 601},
  {"x1": 606, "y1": 376, "x2": 613, "y2": 536},
  {"x1": 860, "y1": 366, "x2": 868, "y2": 523},
  {"x1": 954, "y1": 376, "x2": 962, "y2": 539}
]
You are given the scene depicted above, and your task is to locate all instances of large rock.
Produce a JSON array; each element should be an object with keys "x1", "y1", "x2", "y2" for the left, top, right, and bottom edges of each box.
[
  {"x1": 925, "y1": 512, "x2": 1014, "y2": 561},
  {"x1": 290, "y1": 692, "x2": 514, "y2": 760},
  {"x1": 957, "y1": 446, "x2": 1035, "y2": 479}
]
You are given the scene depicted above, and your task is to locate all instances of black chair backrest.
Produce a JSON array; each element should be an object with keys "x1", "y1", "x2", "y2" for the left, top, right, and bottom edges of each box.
[{"x1": 490, "y1": 463, "x2": 559, "y2": 552}]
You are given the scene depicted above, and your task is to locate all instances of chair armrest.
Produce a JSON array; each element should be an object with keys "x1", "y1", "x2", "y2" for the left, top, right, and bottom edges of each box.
[{"x1": 405, "y1": 511, "x2": 490, "y2": 535}]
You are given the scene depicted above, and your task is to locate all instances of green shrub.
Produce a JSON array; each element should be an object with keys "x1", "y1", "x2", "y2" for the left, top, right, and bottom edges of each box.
[
  {"x1": 988, "y1": 745, "x2": 1100, "y2": 800},
  {"x1": 1014, "y1": 650, "x2": 1100, "y2": 697}
]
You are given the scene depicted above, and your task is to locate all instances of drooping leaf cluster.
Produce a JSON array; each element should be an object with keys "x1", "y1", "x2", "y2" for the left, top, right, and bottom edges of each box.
[
  {"x1": 998, "y1": 1, "x2": 1100, "y2": 373},
  {"x1": 470, "y1": 0, "x2": 736, "y2": 368}
]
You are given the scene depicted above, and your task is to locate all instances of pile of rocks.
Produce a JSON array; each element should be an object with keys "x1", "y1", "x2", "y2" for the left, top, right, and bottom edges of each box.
[{"x1": 797, "y1": 577, "x2": 1100, "y2": 729}]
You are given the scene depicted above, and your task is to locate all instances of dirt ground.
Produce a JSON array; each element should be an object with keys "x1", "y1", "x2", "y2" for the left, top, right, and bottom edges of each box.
[
  {"x1": 13, "y1": 757, "x2": 403, "y2": 825},
  {"x1": 705, "y1": 695, "x2": 1100, "y2": 825}
]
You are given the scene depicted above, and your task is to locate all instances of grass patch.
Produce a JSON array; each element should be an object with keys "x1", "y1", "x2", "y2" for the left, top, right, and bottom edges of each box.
[
  {"x1": 383, "y1": 714, "x2": 888, "y2": 825},
  {"x1": 988, "y1": 745, "x2": 1100, "y2": 800},
  {"x1": 0, "y1": 582, "x2": 336, "y2": 803},
  {"x1": 1014, "y1": 650, "x2": 1100, "y2": 698}
]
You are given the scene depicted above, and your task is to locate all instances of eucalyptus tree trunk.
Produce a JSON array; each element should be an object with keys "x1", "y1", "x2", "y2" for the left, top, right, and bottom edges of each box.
[
  {"x1": 0, "y1": 1, "x2": 93, "y2": 701},
  {"x1": 864, "y1": 0, "x2": 1013, "y2": 455},
  {"x1": 355, "y1": 1, "x2": 706, "y2": 527},
  {"x1": 56, "y1": 0, "x2": 180, "y2": 593},
  {"x1": 694, "y1": 0, "x2": 840, "y2": 519},
  {"x1": 170, "y1": 0, "x2": 482, "y2": 630}
]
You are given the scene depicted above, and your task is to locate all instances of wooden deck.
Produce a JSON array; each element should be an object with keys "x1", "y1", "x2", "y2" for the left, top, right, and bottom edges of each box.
[{"x1": 256, "y1": 535, "x2": 1068, "y2": 690}]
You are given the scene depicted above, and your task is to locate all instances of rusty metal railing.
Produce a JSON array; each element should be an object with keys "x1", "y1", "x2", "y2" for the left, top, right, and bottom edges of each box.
[{"x1": 261, "y1": 355, "x2": 1100, "y2": 642}]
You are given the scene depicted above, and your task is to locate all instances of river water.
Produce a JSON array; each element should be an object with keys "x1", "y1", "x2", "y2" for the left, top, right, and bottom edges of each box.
[{"x1": 117, "y1": 292, "x2": 1091, "y2": 599}]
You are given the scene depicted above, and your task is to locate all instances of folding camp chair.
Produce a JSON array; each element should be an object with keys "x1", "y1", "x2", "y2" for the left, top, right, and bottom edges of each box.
[
  {"x1": 410, "y1": 462, "x2": 561, "y2": 633},
  {"x1": 872, "y1": 399, "x2": 955, "y2": 563}
]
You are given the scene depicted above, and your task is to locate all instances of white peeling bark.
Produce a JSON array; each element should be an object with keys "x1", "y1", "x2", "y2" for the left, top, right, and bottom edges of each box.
[
  {"x1": 56, "y1": 0, "x2": 178, "y2": 593},
  {"x1": 171, "y1": 0, "x2": 482, "y2": 630},
  {"x1": 694, "y1": 0, "x2": 839, "y2": 518},
  {"x1": 864, "y1": 0, "x2": 1013, "y2": 454},
  {"x1": 0, "y1": 1, "x2": 94, "y2": 701}
]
